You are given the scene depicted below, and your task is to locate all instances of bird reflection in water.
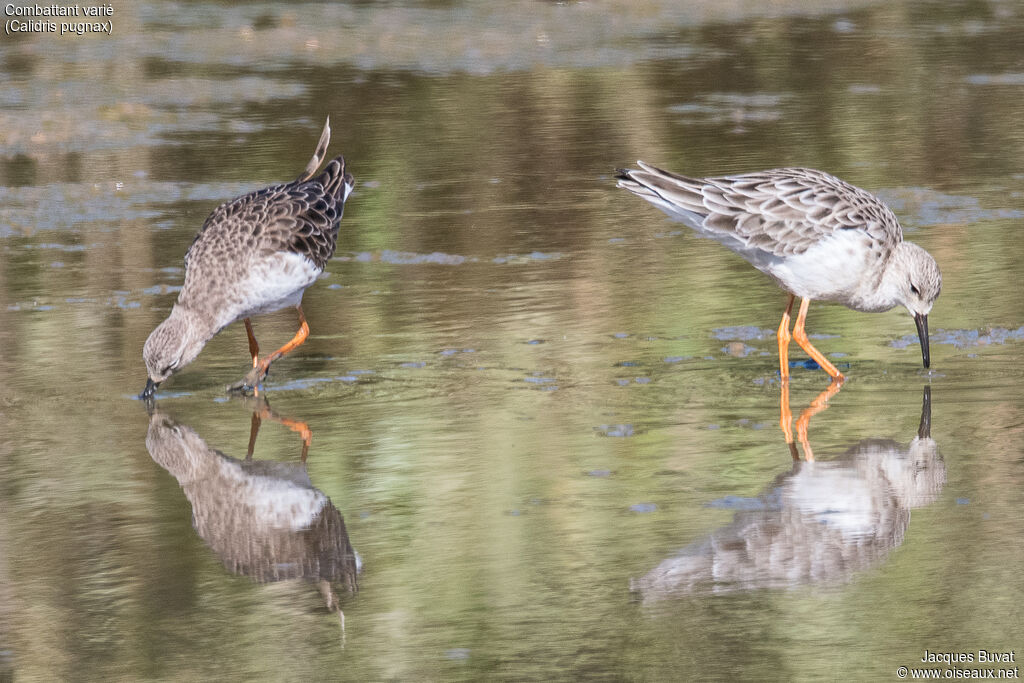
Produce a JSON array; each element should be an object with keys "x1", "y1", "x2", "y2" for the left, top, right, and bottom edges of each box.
[
  {"x1": 145, "y1": 399, "x2": 360, "y2": 626},
  {"x1": 635, "y1": 386, "x2": 943, "y2": 599}
]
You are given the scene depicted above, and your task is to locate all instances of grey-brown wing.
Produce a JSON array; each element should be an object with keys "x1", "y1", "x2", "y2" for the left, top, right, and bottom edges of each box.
[
  {"x1": 620, "y1": 163, "x2": 901, "y2": 256},
  {"x1": 185, "y1": 155, "x2": 352, "y2": 272}
]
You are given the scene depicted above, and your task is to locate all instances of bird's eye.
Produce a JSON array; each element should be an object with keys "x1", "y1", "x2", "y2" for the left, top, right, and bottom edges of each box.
[{"x1": 910, "y1": 283, "x2": 920, "y2": 296}]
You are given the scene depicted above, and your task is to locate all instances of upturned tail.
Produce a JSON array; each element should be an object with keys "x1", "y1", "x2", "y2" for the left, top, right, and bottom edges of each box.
[
  {"x1": 298, "y1": 117, "x2": 333, "y2": 182},
  {"x1": 298, "y1": 116, "x2": 355, "y2": 202}
]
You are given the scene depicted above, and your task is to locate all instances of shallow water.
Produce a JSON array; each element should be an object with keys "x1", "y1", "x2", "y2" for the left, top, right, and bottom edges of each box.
[{"x1": 2, "y1": 1, "x2": 1023, "y2": 680}]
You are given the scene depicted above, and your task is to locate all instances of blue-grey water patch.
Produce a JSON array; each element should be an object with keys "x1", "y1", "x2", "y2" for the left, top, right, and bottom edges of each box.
[
  {"x1": 492, "y1": 251, "x2": 563, "y2": 264},
  {"x1": 891, "y1": 326, "x2": 1024, "y2": 349},
  {"x1": 712, "y1": 326, "x2": 775, "y2": 341},
  {"x1": 596, "y1": 424, "x2": 635, "y2": 437}
]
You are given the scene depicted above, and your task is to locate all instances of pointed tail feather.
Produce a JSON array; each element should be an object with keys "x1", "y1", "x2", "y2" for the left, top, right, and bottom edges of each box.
[
  {"x1": 298, "y1": 117, "x2": 332, "y2": 182},
  {"x1": 616, "y1": 162, "x2": 709, "y2": 231}
]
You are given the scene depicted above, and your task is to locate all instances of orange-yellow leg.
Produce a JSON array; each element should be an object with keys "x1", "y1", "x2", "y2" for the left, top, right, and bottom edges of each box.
[
  {"x1": 778, "y1": 295, "x2": 797, "y2": 446},
  {"x1": 230, "y1": 306, "x2": 310, "y2": 395},
  {"x1": 778, "y1": 295, "x2": 847, "y2": 459},
  {"x1": 792, "y1": 297, "x2": 844, "y2": 381},
  {"x1": 258, "y1": 305, "x2": 310, "y2": 371},
  {"x1": 244, "y1": 318, "x2": 259, "y2": 368},
  {"x1": 778, "y1": 294, "x2": 796, "y2": 381}
]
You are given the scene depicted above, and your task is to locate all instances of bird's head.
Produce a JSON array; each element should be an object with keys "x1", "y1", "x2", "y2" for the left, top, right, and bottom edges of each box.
[
  {"x1": 895, "y1": 242, "x2": 942, "y2": 369},
  {"x1": 141, "y1": 307, "x2": 208, "y2": 399}
]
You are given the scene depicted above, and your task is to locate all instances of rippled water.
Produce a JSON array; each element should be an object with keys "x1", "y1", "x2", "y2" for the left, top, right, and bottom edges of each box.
[{"x1": 2, "y1": 1, "x2": 1023, "y2": 680}]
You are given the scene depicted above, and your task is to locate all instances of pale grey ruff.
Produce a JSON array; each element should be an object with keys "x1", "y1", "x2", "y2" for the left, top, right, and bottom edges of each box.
[
  {"x1": 141, "y1": 118, "x2": 354, "y2": 399},
  {"x1": 615, "y1": 162, "x2": 941, "y2": 380}
]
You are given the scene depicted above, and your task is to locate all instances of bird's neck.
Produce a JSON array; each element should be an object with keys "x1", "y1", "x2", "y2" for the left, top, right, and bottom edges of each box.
[
  {"x1": 857, "y1": 243, "x2": 912, "y2": 313},
  {"x1": 168, "y1": 304, "x2": 219, "y2": 344}
]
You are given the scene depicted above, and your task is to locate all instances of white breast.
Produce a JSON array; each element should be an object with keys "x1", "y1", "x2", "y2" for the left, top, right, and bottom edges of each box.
[
  {"x1": 221, "y1": 252, "x2": 321, "y2": 327},
  {"x1": 758, "y1": 230, "x2": 875, "y2": 304}
]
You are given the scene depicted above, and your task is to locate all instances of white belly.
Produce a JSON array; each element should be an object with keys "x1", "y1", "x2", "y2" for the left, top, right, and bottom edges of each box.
[
  {"x1": 758, "y1": 230, "x2": 875, "y2": 304},
  {"x1": 222, "y1": 252, "x2": 321, "y2": 327}
]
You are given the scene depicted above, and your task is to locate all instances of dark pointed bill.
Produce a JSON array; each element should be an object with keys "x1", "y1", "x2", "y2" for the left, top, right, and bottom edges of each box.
[
  {"x1": 914, "y1": 313, "x2": 930, "y2": 369},
  {"x1": 140, "y1": 378, "x2": 159, "y2": 401}
]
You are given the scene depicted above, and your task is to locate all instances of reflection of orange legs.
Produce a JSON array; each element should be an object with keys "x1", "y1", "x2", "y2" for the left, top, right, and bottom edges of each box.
[
  {"x1": 779, "y1": 378, "x2": 844, "y2": 461},
  {"x1": 793, "y1": 379, "x2": 843, "y2": 461},
  {"x1": 780, "y1": 377, "x2": 799, "y2": 460},
  {"x1": 247, "y1": 410, "x2": 261, "y2": 458},
  {"x1": 246, "y1": 397, "x2": 313, "y2": 462},
  {"x1": 280, "y1": 414, "x2": 313, "y2": 462}
]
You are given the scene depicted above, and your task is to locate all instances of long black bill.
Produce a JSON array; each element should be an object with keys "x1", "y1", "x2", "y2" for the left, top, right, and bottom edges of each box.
[
  {"x1": 914, "y1": 312, "x2": 930, "y2": 369},
  {"x1": 140, "y1": 378, "x2": 160, "y2": 401}
]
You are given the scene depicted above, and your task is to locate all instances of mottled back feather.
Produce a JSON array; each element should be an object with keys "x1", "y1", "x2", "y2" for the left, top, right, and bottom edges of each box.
[
  {"x1": 616, "y1": 163, "x2": 902, "y2": 257},
  {"x1": 185, "y1": 157, "x2": 352, "y2": 274},
  {"x1": 185, "y1": 156, "x2": 352, "y2": 274},
  {"x1": 176, "y1": 117, "x2": 355, "y2": 320}
]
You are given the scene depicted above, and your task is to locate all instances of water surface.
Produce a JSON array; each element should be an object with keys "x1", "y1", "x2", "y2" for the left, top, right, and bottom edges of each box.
[{"x1": 1, "y1": 1, "x2": 1022, "y2": 680}]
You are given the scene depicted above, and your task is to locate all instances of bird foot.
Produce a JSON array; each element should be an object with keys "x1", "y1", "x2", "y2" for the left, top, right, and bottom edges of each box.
[{"x1": 227, "y1": 364, "x2": 268, "y2": 395}]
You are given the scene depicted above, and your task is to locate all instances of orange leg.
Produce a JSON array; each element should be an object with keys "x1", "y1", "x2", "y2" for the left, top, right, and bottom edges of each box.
[
  {"x1": 778, "y1": 296, "x2": 846, "y2": 459},
  {"x1": 778, "y1": 295, "x2": 796, "y2": 447},
  {"x1": 244, "y1": 318, "x2": 259, "y2": 368},
  {"x1": 257, "y1": 305, "x2": 310, "y2": 372},
  {"x1": 792, "y1": 297, "x2": 844, "y2": 381},
  {"x1": 777, "y1": 294, "x2": 795, "y2": 381},
  {"x1": 229, "y1": 306, "x2": 311, "y2": 395}
]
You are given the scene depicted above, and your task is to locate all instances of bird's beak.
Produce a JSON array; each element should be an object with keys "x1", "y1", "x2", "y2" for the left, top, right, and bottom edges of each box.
[
  {"x1": 140, "y1": 378, "x2": 160, "y2": 401},
  {"x1": 914, "y1": 312, "x2": 930, "y2": 369}
]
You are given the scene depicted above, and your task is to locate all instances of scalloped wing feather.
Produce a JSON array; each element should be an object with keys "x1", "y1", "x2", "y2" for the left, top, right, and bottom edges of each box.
[
  {"x1": 185, "y1": 156, "x2": 352, "y2": 274},
  {"x1": 619, "y1": 164, "x2": 902, "y2": 257}
]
